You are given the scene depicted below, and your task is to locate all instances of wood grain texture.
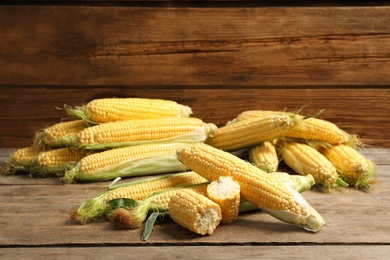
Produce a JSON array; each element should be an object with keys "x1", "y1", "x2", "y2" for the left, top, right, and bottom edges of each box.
[
  {"x1": 0, "y1": 149, "x2": 389, "y2": 252},
  {"x1": 0, "y1": 6, "x2": 390, "y2": 86},
  {"x1": 1, "y1": 87, "x2": 389, "y2": 148}
]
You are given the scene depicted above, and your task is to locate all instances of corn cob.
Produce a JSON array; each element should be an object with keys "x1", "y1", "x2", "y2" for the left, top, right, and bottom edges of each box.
[
  {"x1": 168, "y1": 189, "x2": 222, "y2": 235},
  {"x1": 321, "y1": 145, "x2": 377, "y2": 190},
  {"x1": 280, "y1": 142, "x2": 348, "y2": 190},
  {"x1": 3, "y1": 146, "x2": 43, "y2": 174},
  {"x1": 71, "y1": 171, "x2": 207, "y2": 224},
  {"x1": 249, "y1": 141, "x2": 279, "y2": 173},
  {"x1": 64, "y1": 97, "x2": 193, "y2": 124},
  {"x1": 207, "y1": 176, "x2": 240, "y2": 224},
  {"x1": 109, "y1": 184, "x2": 208, "y2": 229},
  {"x1": 176, "y1": 143, "x2": 325, "y2": 232},
  {"x1": 33, "y1": 147, "x2": 90, "y2": 176},
  {"x1": 34, "y1": 120, "x2": 88, "y2": 148},
  {"x1": 205, "y1": 113, "x2": 300, "y2": 151},
  {"x1": 232, "y1": 110, "x2": 353, "y2": 145},
  {"x1": 76, "y1": 117, "x2": 217, "y2": 150},
  {"x1": 62, "y1": 143, "x2": 191, "y2": 183}
]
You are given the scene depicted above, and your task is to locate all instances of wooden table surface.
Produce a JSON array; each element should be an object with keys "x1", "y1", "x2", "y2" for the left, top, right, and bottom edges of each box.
[{"x1": 1, "y1": 148, "x2": 389, "y2": 259}]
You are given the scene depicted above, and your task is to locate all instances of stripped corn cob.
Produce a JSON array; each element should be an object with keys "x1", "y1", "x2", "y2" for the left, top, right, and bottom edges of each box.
[
  {"x1": 76, "y1": 117, "x2": 217, "y2": 150},
  {"x1": 233, "y1": 110, "x2": 353, "y2": 145},
  {"x1": 205, "y1": 113, "x2": 300, "y2": 151},
  {"x1": 110, "y1": 184, "x2": 208, "y2": 229},
  {"x1": 64, "y1": 97, "x2": 193, "y2": 124},
  {"x1": 33, "y1": 147, "x2": 90, "y2": 176},
  {"x1": 281, "y1": 142, "x2": 347, "y2": 190},
  {"x1": 321, "y1": 145, "x2": 377, "y2": 190},
  {"x1": 4, "y1": 146, "x2": 43, "y2": 174},
  {"x1": 207, "y1": 176, "x2": 240, "y2": 224},
  {"x1": 249, "y1": 141, "x2": 279, "y2": 173},
  {"x1": 34, "y1": 120, "x2": 88, "y2": 148},
  {"x1": 169, "y1": 189, "x2": 222, "y2": 235},
  {"x1": 176, "y1": 143, "x2": 325, "y2": 232},
  {"x1": 62, "y1": 143, "x2": 191, "y2": 183}
]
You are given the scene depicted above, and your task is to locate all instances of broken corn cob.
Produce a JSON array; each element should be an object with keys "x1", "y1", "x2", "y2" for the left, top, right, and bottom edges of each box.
[
  {"x1": 65, "y1": 97, "x2": 192, "y2": 124},
  {"x1": 71, "y1": 171, "x2": 207, "y2": 224},
  {"x1": 176, "y1": 143, "x2": 325, "y2": 232},
  {"x1": 321, "y1": 144, "x2": 377, "y2": 190},
  {"x1": 168, "y1": 189, "x2": 222, "y2": 235},
  {"x1": 62, "y1": 143, "x2": 190, "y2": 183},
  {"x1": 205, "y1": 113, "x2": 300, "y2": 151},
  {"x1": 76, "y1": 117, "x2": 217, "y2": 150},
  {"x1": 207, "y1": 176, "x2": 240, "y2": 224}
]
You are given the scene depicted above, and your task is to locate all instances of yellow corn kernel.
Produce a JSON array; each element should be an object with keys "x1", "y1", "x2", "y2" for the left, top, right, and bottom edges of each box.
[
  {"x1": 63, "y1": 143, "x2": 191, "y2": 183},
  {"x1": 34, "y1": 147, "x2": 89, "y2": 175},
  {"x1": 76, "y1": 117, "x2": 216, "y2": 150},
  {"x1": 4, "y1": 146, "x2": 43, "y2": 174},
  {"x1": 205, "y1": 113, "x2": 299, "y2": 151},
  {"x1": 168, "y1": 189, "x2": 222, "y2": 235},
  {"x1": 233, "y1": 110, "x2": 353, "y2": 145},
  {"x1": 106, "y1": 171, "x2": 208, "y2": 202},
  {"x1": 249, "y1": 141, "x2": 279, "y2": 173},
  {"x1": 65, "y1": 97, "x2": 193, "y2": 123},
  {"x1": 34, "y1": 120, "x2": 88, "y2": 148},
  {"x1": 281, "y1": 142, "x2": 346, "y2": 190},
  {"x1": 321, "y1": 144, "x2": 377, "y2": 190},
  {"x1": 176, "y1": 143, "x2": 325, "y2": 232},
  {"x1": 207, "y1": 176, "x2": 240, "y2": 224}
]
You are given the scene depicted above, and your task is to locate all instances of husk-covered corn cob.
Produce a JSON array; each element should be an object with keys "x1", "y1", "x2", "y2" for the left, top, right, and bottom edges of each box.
[
  {"x1": 62, "y1": 143, "x2": 192, "y2": 183},
  {"x1": 249, "y1": 141, "x2": 279, "y2": 173},
  {"x1": 64, "y1": 97, "x2": 193, "y2": 124},
  {"x1": 320, "y1": 144, "x2": 377, "y2": 190},
  {"x1": 231, "y1": 110, "x2": 355, "y2": 146},
  {"x1": 34, "y1": 120, "x2": 88, "y2": 148},
  {"x1": 3, "y1": 146, "x2": 43, "y2": 174},
  {"x1": 280, "y1": 141, "x2": 348, "y2": 191},
  {"x1": 176, "y1": 143, "x2": 325, "y2": 232},
  {"x1": 205, "y1": 112, "x2": 301, "y2": 151}
]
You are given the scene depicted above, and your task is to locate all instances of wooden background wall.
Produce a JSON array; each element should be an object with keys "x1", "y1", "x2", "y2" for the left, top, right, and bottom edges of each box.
[{"x1": 1, "y1": 1, "x2": 389, "y2": 148}]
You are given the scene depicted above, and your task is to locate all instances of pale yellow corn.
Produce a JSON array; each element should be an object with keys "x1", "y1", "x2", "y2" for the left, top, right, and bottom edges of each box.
[
  {"x1": 249, "y1": 141, "x2": 279, "y2": 173},
  {"x1": 176, "y1": 143, "x2": 325, "y2": 232},
  {"x1": 321, "y1": 144, "x2": 377, "y2": 190},
  {"x1": 34, "y1": 120, "x2": 88, "y2": 148},
  {"x1": 34, "y1": 147, "x2": 89, "y2": 175},
  {"x1": 65, "y1": 97, "x2": 192, "y2": 123},
  {"x1": 207, "y1": 176, "x2": 240, "y2": 224},
  {"x1": 168, "y1": 189, "x2": 222, "y2": 235},
  {"x1": 106, "y1": 171, "x2": 208, "y2": 202},
  {"x1": 233, "y1": 110, "x2": 352, "y2": 145},
  {"x1": 63, "y1": 143, "x2": 191, "y2": 183},
  {"x1": 76, "y1": 117, "x2": 216, "y2": 150},
  {"x1": 281, "y1": 142, "x2": 346, "y2": 190},
  {"x1": 205, "y1": 113, "x2": 299, "y2": 151},
  {"x1": 4, "y1": 146, "x2": 43, "y2": 174}
]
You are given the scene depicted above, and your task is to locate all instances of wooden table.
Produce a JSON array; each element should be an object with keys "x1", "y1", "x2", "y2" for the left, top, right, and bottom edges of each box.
[{"x1": 1, "y1": 148, "x2": 389, "y2": 259}]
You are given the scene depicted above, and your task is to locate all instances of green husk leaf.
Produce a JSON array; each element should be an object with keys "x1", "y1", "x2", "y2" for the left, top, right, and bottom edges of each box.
[
  {"x1": 141, "y1": 211, "x2": 160, "y2": 241},
  {"x1": 109, "y1": 198, "x2": 138, "y2": 210}
]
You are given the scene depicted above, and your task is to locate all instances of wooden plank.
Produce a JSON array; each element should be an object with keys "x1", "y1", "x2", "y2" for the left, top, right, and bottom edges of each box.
[
  {"x1": 1, "y1": 149, "x2": 389, "y2": 246},
  {"x1": 0, "y1": 6, "x2": 390, "y2": 86},
  {"x1": 1, "y1": 88, "x2": 389, "y2": 148},
  {"x1": 1, "y1": 245, "x2": 390, "y2": 259}
]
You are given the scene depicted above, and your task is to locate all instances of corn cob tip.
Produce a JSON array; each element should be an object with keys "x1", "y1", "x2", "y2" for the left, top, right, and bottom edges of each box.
[
  {"x1": 263, "y1": 188, "x2": 325, "y2": 233},
  {"x1": 180, "y1": 105, "x2": 193, "y2": 117}
]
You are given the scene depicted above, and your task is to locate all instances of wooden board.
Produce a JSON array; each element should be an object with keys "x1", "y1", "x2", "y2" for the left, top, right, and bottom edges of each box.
[
  {"x1": 1, "y1": 88, "x2": 389, "y2": 148},
  {"x1": 1, "y1": 6, "x2": 390, "y2": 86}
]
